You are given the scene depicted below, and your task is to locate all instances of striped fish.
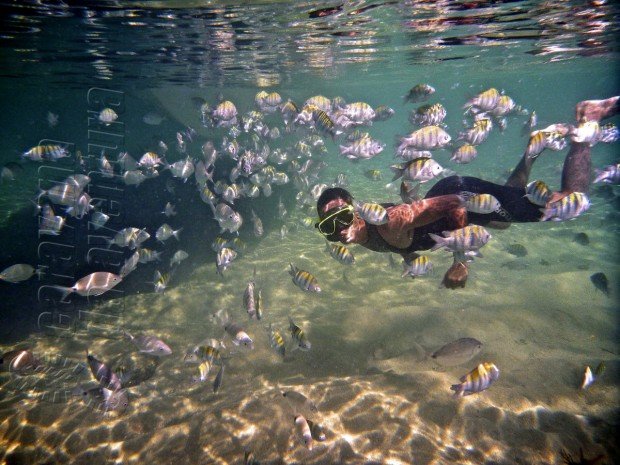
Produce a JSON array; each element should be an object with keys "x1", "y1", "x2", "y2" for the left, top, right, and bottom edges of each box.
[
  {"x1": 409, "y1": 103, "x2": 447, "y2": 126},
  {"x1": 404, "y1": 83, "x2": 435, "y2": 103},
  {"x1": 540, "y1": 192, "x2": 590, "y2": 222},
  {"x1": 269, "y1": 324, "x2": 286, "y2": 358},
  {"x1": 304, "y1": 95, "x2": 331, "y2": 112},
  {"x1": 451, "y1": 362, "x2": 500, "y2": 397},
  {"x1": 354, "y1": 201, "x2": 388, "y2": 225},
  {"x1": 342, "y1": 102, "x2": 375, "y2": 122},
  {"x1": 325, "y1": 242, "x2": 355, "y2": 265},
  {"x1": 23, "y1": 145, "x2": 69, "y2": 162},
  {"x1": 524, "y1": 180, "x2": 551, "y2": 206},
  {"x1": 264, "y1": 92, "x2": 282, "y2": 108},
  {"x1": 212, "y1": 100, "x2": 238, "y2": 122},
  {"x1": 184, "y1": 345, "x2": 221, "y2": 364},
  {"x1": 288, "y1": 263, "x2": 321, "y2": 292},
  {"x1": 450, "y1": 144, "x2": 477, "y2": 164},
  {"x1": 593, "y1": 163, "x2": 620, "y2": 184},
  {"x1": 429, "y1": 225, "x2": 492, "y2": 252},
  {"x1": 99, "y1": 107, "x2": 118, "y2": 124},
  {"x1": 401, "y1": 255, "x2": 433, "y2": 278},
  {"x1": 391, "y1": 157, "x2": 446, "y2": 183},
  {"x1": 458, "y1": 118, "x2": 492, "y2": 145},
  {"x1": 489, "y1": 94, "x2": 516, "y2": 116},
  {"x1": 193, "y1": 360, "x2": 211, "y2": 383},
  {"x1": 312, "y1": 109, "x2": 339, "y2": 139},
  {"x1": 463, "y1": 88, "x2": 500, "y2": 112},
  {"x1": 289, "y1": 317, "x2": 311, "y2": 350},
  {"x1": 464, "y1": 194, "x2": 501, "y2": 214},
  {"x1": 599, "y1": 122, "x2": 619, "y2": 143},
  {"x1": 255, "y1": 90, "x2": 268, "y2": 106},
  {"x1": 398, "y1": 125, "x2": 452, "y2": 151}
]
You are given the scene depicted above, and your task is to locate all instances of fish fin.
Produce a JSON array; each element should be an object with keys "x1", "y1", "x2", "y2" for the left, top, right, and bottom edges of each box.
[
  {"x1": 173, "y1": 228, "x2": 183, "y2": 240},
  {"x1": 428, "y1": 233, "x2": 446, "y2": 251},
  {"x1": 389, "y1": 165, "x2": 404, "y2": 182}
]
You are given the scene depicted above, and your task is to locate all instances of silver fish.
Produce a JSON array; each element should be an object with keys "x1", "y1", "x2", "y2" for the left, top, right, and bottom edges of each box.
[
  {"x1": 244, "y1": 281, "x2": 257, "y2": 319},
  {"x1": 124, "y1": 330, "x2": 172, "y2": 356},
  {"x1": 170, "y1": 250, "x2": 189, "y2": 267},
  {"x1": 86, "y1": 351, "x2": 122, "y2": 390},
  {"x1": 212, "y1": 203, "x2": 243, "y2": 235},
  {"x1": 54, "y1": 272, "x2": 122, "y2": 302},
  {"x1": 250, "y1": 209, "x2": 264, "y2": 237},
  {"x1": 73, "y1": 385, "x2": 128, "y2": 413},
  {"x1": 156, "y1": 223, "x2": 182, "y2": 243},
  {"x1": 431, "y1": 337, "x2": 483, "y2": 367},
  {"x1": 119, "y1": 251, "x2": 140, "y2": 278},
  {"x1": 224, "y1": 322, "x2": 253, "y2": 349}
]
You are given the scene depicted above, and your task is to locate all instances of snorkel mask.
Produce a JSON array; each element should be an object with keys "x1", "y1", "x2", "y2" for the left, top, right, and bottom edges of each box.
[{"x1": 315, "y1": 204, "x2": 354, "y2": 241}]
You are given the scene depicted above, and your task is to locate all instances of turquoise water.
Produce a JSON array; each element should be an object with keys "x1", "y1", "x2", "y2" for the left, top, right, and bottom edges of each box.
[{"x1": 0, "y1": 2, "x2": 619, "y2": 464}]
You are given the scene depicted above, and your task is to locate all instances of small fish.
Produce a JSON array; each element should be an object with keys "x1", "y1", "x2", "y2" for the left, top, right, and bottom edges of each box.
[
  {"x1": 250, "y1": 210, "x2": 264, "y2": 237},
  {"x1": 23, "y1": 145, "x2": 69, "y2": 162},
  {"x1": 170, "y1": 250, "x2": 189, "y2": 267},
  {"x1": 307, "y1": 420, "x2": 326, "y2": 442},
  {"x1": 431, "y1": 338, "x2": 483, "y2": 367},
  {"x1": 409, "y1": 103, "x2": 447, "y2": 126},
  {"x1": 401, "y1": 255, "x2": 433, "y2": 278},
  {"x1": 122, "y1": 170, "x2": 147, "y2": 186},
  {"x1": 216, "y1": 247, "x2": 238, "y2": 275},
  {"x1": 224, "y1": 322, "x2": 254, "y2": 349},
  {"x1": 289, "y1": 317, "x2": 311, "y2": 351},
  {"x1": 73, "y1": 384, "x2": 128, "y2": 413},
  {"x1": 404, "y1": 83, "x2": 435, "y2": 103},
  {"x1": 156, "y1": 223, "x2": 182, "y2": 243},
  {"x1": 256, "y1": 288, "x2": 264, "y2": 320},
  {"x1": 593, "y1": 163, "x2": 620, "y2": 184},
  {"x1": 599, "y1": 122, "x2": 619, "y2": 143},
  {"x1": 138, "y1": 248, "x2": 162, "y2": 264},
  {"x1": 450, "y1": 144, "x2": 478, "y2": 164},
  {"x1": 364, "y1": 169, "x2": 383, "y2": 181},
  {"x1": 458, "y1": 118, "x2": 492, "y2": 145},
  {"x1": 99, "y1": 154, "x2": 114, "y2": 178},
  {"x1": 450, "y1": 362, "x2": 500, "y2": 397},
  {"x1": 573, "y1": 232, "x2": 590, "y2": 246},
  {"x1": 540, "y1": 192, "x2": 590, "y2": 222},
  {"x1": 463, "y1": 88, "x2": 500, "y2": 112},
  {"x1": 280, "y1": 225, "x2": 288, "y2": 240},
  {"x1": 54, "y1": 272, "x2": 122, "y2": 302},
  {"x1": 99, "y1": 107, "x2": 118, "y2": 125},
  {"x1": 213, "y1": 364, "x2": 225, "y2": 393},
  {"x1": 162, "y1": 202, "x2": 177, "y2": 217},
  {"x1": 89, "y1": 211, "x2": 110, "y2": 230},
  {"x1": 0, "y1": 264, "x2": 37, "y2": 283},
  {"x1": 397, "y1": 125, "x2": 452, "y2": 151},
  {"x1": 294, "y1": 415, "x2": 313, "y2": 450},
  {"x1": 124, "y1": 331, "x2": 172, "y2": 356},
  {"x1": 137, "y1": 151, "x2": 162, "y2": 169},
  {"x1": 244, "y1": 281, "x2": 257, "y2": 319},
  {"x1": 581, "y1": 366, "x2": 595, "y2": 389},
  {"x1": 184, "y1": 344, "x2": 222, "y2": 364},
  {"x1": 354, "y1": 201, "x2": 388, "y2": 225},
  {"x1": 154, "y1": 270, "x2": 171, "y2": 293},
  {"x1": 326, "y1": 242, "x2": 355, "y2": 265},
  {"x1": 87, "y1": 351, "x2": 122, "y2": 390},
  {"x1": 193, "y1": 360, "x2": 212, "y2": 383},
  {"x1": 429, "y1": 225, "x2": 492, "y2": 252},
  {"x1": 373, "y1": 105, "x2": 395, "y2": 121},
  {"x1": 524, "y1": 180, "x2": 551, "y2": 206},
  {"x1": 288, "y1": 263, "x2": 321, "y2": 292},
  {"x1": 594, "y1": 361, "x2": 606, "y2": 377},
  {"x1": 269, "y1": 325, "x2": 286, "y2": 358},
  {"x1": 391, "y1": 157, "x2": 446, "y2": 183},
  {"x1": 119, "y1": 251, "x2": 140, "y2": 278},
  {"x1": 464, "y1": 194, "x2": 501, "y2": 214},
  {"x1": 212, "y1": 203, "x2": 243, "y2": 235},
  {"x1": 142, "y1": 112, "x2": 165, "y2": 126},
  {"x1": 590, "y1": 272, "x2": 609, "y2": 297}
]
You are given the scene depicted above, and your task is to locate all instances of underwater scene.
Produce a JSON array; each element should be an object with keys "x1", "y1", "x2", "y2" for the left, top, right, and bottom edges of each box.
[{"x1": 0, "y1": 1, "x2": 619, "y2": 464}]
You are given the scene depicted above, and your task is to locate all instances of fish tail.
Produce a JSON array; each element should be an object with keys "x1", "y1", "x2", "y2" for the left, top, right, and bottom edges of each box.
[
  {"x1": 288, "y1": 263, "x2": 297, "y2": 277},
  {"x1": 173, "y1": 228, "x2": 183, "y2": 241},
  {"x1": 450, "y1": 384, "x2": 465, "y2": 398},
  {"x1": 390, "y1": 165, "x2": 404, "y2": 182},
  {"x1": 539, "y1": 208, "x2": 551, "y2": 222},
  {"x1": 51, "y1": 285, "x2": 73, "y2": 303},
  {"x1": 428, "y1": 233, "x2": 446, "y2": 251}
]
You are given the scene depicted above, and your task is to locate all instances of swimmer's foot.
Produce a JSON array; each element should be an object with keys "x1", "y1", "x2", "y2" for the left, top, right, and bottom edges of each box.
[
  {"x1": 442, "y1": 261, "x2": 468, "y2": 289},
  {"x1": 575, "y1": 96, "x2": 620, "y2": 122}
]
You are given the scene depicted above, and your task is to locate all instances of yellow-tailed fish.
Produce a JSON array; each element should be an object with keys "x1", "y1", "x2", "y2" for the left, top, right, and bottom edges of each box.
[
  {"x1": 354, "y1": 201, "x2": 388, "y2": 225},
  {"x1": 325, "y1": 242, "x2": 355, "y2": 265},
  {"x1": 463, "y1": 88, "x2": 500, "y2": 112},
  {"x1": 289, "y1": 317, "x2": 311, "y2": 350},
  {"x1": 269, "y1": 324, "x2": 285, "y2": 358},
  {"x1": 409, "y1": 102, "x2": 446, "y2": 126},
  {"x1": 391, "y1": 157, "x2": 446, "y2": 183},
  {"x1": 397, "y1": 125, "x2": 451, "y2": 151},
  {"x1": 540, "y1": 192, "x2": 590, "y2": 221},
  {"x1": 288, "y1": 263, "x2": 321, "y2": 292},
  {"x1": 429, "y1": 225, "x2": 492, "y2": 252},
  {"x1": 451, "y1": 362, "x2": 500, "y2": 397},
  {"x1": 404, "y1": 83, "x2": 435, "y2": 103},
  {"x1": 524, "y1": 180, "x2": 551, "y2": 206},
  {"x1": 401, "y1": 255, "x2": 433, "y2": 278},
  {"x1": 450, "y1": 144, "x2": 477, "y2": 164},
  {"x1": 458, "y1": 118, "x2": 492, "y2": 145},
  {"x1": 464, "y1": 194, "x2": 501, "y2": 214}
]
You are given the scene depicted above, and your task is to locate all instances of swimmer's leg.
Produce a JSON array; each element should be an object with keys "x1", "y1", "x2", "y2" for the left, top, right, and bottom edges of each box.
[{"x1": 504, "y1": 152, "x2": 535, "y2": 189}]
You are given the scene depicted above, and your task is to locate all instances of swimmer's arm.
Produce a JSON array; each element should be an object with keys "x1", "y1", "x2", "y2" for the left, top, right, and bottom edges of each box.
[
  {"x1": 341, "y1": 214, "x2": 368, "y2": 245},
  {"x1": 399, "y1": 194, "x2": 465, "y2": 228}
]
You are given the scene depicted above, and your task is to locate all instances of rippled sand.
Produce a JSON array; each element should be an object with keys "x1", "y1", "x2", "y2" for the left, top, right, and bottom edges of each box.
[{"x1": 1, "y1": 200, "x2": 618, "y2": 465}]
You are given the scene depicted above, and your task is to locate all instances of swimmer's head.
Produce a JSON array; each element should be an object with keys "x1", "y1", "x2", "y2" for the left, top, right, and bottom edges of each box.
[{"x1": 316, "y1": 187, "x2": 354, "y2": 242}]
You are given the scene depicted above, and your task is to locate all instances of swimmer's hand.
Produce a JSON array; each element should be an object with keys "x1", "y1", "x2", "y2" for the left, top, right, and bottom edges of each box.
[
  {"x1": 341, "y1": 215, "x2": 368, "y2": 244},
  {"x1": 442, "y1": 261, "x2": 468, "y2": 289}
]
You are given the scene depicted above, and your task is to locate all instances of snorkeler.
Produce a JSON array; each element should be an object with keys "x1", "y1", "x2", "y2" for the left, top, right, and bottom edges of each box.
[{"x1": 315, "y1": 96, "x2": 619, "y2": 289}]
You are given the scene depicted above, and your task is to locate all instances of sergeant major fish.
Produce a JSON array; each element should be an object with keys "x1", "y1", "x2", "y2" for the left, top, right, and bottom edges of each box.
[
  {"x1": 450, "y1": 362, "x2": 499, "y2": 397},
  {"x1": 540, "y1": 192, "x2": 590, "y2": 221},
  {"x1": 325, "y1": 242, "x2": 355, "y2": 265},
  {"x1": 289, "y1": 317, "x2": 311, "y2": 351},
  {"x1": 288, "y1": 263, "x2": 321, "y2": 292},
  {"x1": 429, "y1": 225, "x2": 491, "y2": 252},
  {"x1": 401, "y1": 255, "x2": 433, "y2": 278},
  {"x1": 354, "y1": 201, "x2": 388, "y2": 225}
]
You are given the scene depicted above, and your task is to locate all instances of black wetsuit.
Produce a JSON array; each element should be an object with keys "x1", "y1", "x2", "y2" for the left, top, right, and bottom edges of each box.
[{"x1": 363, "y1": 175, "x2": 542, "y2": 256}]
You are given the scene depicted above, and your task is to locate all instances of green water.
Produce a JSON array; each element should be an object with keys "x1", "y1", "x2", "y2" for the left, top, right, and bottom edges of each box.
[{"x1": 0, "y1": 2, "x2": 619, "y2": 464}]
